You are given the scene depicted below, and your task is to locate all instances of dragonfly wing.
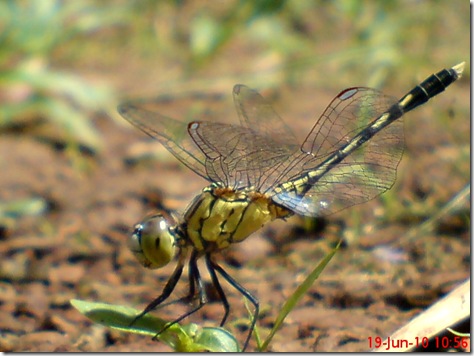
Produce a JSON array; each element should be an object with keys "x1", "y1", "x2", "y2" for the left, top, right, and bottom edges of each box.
[
  {"x1": 188, "y1": 121, "x2": 298, "y2": 189},
  {"x1": 118, "y1": 102, "x2": 209, "y2": 181},
  {"x1": 272, "y1": 88, "x2": 404, "y2": 217},
  {"x1": 232, "y1": 85, "x2": 302, "y2": 190},
  {"x1": 232, "y1": 84, "x2": 298, "y2": 144}
]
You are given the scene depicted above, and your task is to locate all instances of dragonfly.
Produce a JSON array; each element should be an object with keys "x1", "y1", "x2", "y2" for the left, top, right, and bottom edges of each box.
[{"x1": 118, "y1": 62, "x2": 464, "y2": 351}]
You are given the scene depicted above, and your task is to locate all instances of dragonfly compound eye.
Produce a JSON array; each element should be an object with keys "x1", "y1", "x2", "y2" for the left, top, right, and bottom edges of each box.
[{"x1": 127, "y1": 214, "x2": 176, "y2": 269}]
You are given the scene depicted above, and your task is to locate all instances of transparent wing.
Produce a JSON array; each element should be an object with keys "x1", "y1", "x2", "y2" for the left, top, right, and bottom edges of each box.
[
  {"x1": 231, "y1": 85, "x2": 301, "y2": 190},
  {"x1": 188, "y1": 121, "x2": 298, "y2": 189},
  {"x1": 118, "y1": 101, "x2": 209, "y2": 181},
  {"x1": 183, "y1": 85, "x2": 301, "y2": 189},
  {"x1": 232, "y1": 84, "x2": 298, "y2": 143},
  {"x1": 272, "y1": 88, "x2": 405, "y2": 217},
  {"x1": 119, "y1": 86, "x2": 301, "y2": 189}
]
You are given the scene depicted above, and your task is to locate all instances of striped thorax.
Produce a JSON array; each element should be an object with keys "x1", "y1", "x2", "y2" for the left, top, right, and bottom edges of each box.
[{"x1": 183, "y1": 183, "x2": 292, "y2": 251}]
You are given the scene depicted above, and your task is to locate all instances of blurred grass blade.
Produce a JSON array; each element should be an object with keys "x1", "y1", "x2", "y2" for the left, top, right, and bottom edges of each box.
[
  {"x1": 446, "y1": 327, "x2": 470, "y2": 338},
  {"x1": 0, "y1": 198, "x2": 47, "y2": 218},
  {"x1": 402, "y1": 184, "x2": 470, "y2": 245},
  {"x1": 42, "y1": 99, "x2": 103, "y2": 150},
  {"x1": 0, "y1": 198, "x2": 48, "y2": 228},
  {"x1": 260, "y1": 242, "x2": 341, "y2": 351},
  {"x1": 70, "y1": 299, "x2": 239, "y2": 352}
]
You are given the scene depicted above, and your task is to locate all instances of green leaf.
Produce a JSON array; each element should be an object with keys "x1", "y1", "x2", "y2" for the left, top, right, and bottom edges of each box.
[{"x1": 70, "y1": 299, "x2": 239, "y2": 352}]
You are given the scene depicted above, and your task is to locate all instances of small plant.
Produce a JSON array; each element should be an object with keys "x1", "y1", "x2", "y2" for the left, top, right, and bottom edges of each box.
[{"x1": 71, "y1": 299, "x2": 240, "y2": 352}]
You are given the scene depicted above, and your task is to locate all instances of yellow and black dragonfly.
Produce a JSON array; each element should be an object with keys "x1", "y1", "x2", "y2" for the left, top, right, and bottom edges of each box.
[{"x1": 118, "y1": 63, "x2": 464, "y2": 350}]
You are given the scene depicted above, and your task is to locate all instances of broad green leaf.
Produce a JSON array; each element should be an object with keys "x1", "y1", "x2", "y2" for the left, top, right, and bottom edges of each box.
[{"x1": 71, "y1": 299, "x2": 239, "y2": 352}]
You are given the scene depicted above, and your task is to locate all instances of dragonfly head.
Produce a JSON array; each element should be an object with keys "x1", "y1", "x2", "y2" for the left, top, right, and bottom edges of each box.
[{"x1": 128, "y1": 213, "x2": 177, "y2": 269}]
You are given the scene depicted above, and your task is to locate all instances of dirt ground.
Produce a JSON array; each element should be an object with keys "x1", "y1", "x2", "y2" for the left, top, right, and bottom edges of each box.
[{"x1": 0, "y1": 2, "x2": 470, "y2": 353}]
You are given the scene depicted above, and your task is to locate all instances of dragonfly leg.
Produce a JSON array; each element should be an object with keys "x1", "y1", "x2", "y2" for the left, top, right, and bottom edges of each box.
[
  {"x1": 209, "y1": 258, "x2": 259, "y2": 352},
  {"x1": 205, "y1": 253, "x2": 230, "y2": 327},
  {"x1": 129, "y1": 257, "x2": 185, "y2": 327},
  {"x1": 150, "y1": 249, "x2": 207, "y2": 339}
]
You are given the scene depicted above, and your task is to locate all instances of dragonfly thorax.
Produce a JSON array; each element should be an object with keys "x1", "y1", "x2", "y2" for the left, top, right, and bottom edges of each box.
[{"x1": 182, "y1": 183, "x2": 292, "y2": 253}]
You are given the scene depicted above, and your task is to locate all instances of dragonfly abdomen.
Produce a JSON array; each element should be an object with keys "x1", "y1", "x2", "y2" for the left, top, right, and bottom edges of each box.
[{"x1": 399, "y1": 64, "x2": 463, "y2": 113}]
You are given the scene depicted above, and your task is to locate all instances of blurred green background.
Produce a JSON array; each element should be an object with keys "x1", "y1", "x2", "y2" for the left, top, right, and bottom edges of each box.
[{"x1": 0, "y1": 0, "x2": 469, "y2": 152}]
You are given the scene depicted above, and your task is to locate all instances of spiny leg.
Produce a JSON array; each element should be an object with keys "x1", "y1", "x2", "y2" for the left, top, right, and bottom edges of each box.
[
  {"x1": 204, "y1": 253, "x2": 230, "y2": 327},
  {"x1": 149, "y1": 249, "x2": 208, "y2": 340},
  {"x1": 128, "y1": 250, "x2": 205, "y2": 340},
  {"x1": 184, "y1": 248, "x2": 199, "y2": 303},
  {"x1": 209, "y1": 258, "x2": 259, "y2": 352},
  {"x1": 130, "y1": 256, "x2": 185, "y2": 327}
]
